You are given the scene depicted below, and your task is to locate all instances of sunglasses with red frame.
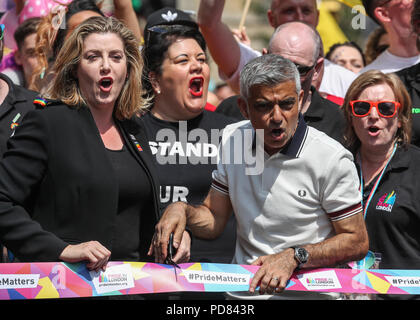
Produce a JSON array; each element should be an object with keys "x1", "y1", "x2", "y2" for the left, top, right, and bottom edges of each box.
[{"x1": 350, "y1": 100, "x2": 400, "y2": 118}]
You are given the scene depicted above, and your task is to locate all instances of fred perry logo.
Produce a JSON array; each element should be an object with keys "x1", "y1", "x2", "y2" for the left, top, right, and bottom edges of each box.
[{"x1": 298, "y1": 190, "x2": 307, "y2": 197}]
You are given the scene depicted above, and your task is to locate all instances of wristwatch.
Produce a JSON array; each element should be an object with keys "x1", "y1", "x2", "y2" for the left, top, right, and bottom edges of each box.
[{"x1": 292, "y1": 247, "x2": 309, "y2": 269}]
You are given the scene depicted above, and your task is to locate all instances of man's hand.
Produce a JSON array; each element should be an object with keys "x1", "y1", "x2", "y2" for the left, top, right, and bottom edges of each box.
[
  {"x1": 59, "y1": 241, "x2": 111, "y2": 272},
  {"x1": 172, "y1": 231, "x2": 191, "y2": 263},
  {"x1": 249, "y1": 248, "x2": 298, "y2": 295},
  {"x1": 148, "y1": 202, "x2": 188, "y2": 263}
]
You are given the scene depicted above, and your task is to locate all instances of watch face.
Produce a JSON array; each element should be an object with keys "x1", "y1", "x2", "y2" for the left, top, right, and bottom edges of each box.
[{"x1": 296, "y1": 247, "x2": 309, "y2": 264}]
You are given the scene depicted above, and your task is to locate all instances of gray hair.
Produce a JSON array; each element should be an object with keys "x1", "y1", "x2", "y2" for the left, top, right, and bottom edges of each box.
[
  {"x1": 268, "y1": 21, "x2": 322, "y2": 63},
  {"x1": 240, "y1": 54, "x2": 301, "y2": 100}
]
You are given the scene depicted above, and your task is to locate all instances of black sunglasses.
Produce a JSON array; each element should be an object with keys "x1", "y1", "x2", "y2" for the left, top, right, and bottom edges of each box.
[
  {"x1": 294, "y1": 62, "x2": 316, "y2": 77},
  {"x1": 145, "y1": 24, "x2": 192, "y2": 46}
]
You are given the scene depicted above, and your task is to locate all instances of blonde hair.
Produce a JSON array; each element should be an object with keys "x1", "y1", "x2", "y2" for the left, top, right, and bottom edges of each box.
[
  {"x1": 29, "y1": 11, "x2": 57, "y2": 92},
  {"x1": 45, "y1": 16, "x2": 147, "y2": 119},
  {"x1": 342, "y1": 70, "x2": 412, "y2": 151}
]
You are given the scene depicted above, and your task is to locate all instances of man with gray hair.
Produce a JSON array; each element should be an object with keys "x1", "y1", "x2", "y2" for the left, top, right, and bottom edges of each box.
[{"x1": 150, "y1": 54, "x2": 369, "y2": 300}]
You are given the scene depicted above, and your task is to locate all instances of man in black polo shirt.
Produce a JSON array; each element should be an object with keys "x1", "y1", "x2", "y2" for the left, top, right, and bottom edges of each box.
[
  {"x1": 396, "y1": 0, "x2": 420, "y2": 147},
  {"x1": 0, "y1": 23, "x2": 37, "y2": 262},
  {"x1": 0, "y1": 24, "x2": 37, "y2": 157},
  {"x1": 216, "y1": 21, "x2": 345, "y2": 144}
]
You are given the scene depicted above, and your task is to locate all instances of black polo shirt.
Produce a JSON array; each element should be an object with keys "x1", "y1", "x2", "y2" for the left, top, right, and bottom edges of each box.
[
  {"x1": 396, "y1": 63, "x2": 420, "y2": 148},
  {"x1": 356, "y1": 144, "x2": 420, "y2": 300},
  {"x1": 0, "y1": 73, "x2": 37, "y2": 157},
  {"x1": 215, "y1": 87, "x2": 345, "y2": 144}
]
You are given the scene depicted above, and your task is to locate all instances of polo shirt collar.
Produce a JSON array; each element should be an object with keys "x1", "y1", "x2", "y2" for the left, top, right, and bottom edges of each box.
[
  {"x1": 281, "y1": 113, "x2": 308, "y2": 158},
  {"x1": 251, "y1": 112, "x2": 308, "y2": 158},
  {"x1": 387, "y1": 144, "x2": 410, "y2": 171}
]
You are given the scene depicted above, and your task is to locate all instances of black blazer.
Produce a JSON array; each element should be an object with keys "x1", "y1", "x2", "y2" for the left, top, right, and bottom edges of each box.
[{"x1": 0, "y1": 102, "x2": 161, "y2": 262}]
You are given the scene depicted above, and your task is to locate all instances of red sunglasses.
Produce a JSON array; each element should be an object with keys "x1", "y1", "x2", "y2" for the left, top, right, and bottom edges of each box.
[{"x1": 350, "y1": 100, "x2": 400, "y2": 118}]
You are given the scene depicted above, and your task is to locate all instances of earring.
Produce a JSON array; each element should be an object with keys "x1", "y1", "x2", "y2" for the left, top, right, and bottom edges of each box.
[{"x1": 156, "y1": 89, "x2": 161, "y2": 94}]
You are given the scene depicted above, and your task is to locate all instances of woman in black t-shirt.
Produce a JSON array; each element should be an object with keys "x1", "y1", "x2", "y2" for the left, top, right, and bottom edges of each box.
[
  {"x1": 342, "y1": 70, "x2": 420, "y2": 300},
  {"x1": 140, "y1": 9, "x2": 236, "y2": 270}
]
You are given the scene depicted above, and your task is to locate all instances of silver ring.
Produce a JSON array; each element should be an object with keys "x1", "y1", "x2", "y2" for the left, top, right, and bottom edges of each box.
[{"x1": 272, "y1": 277, "x2": 279, "y2": 281}]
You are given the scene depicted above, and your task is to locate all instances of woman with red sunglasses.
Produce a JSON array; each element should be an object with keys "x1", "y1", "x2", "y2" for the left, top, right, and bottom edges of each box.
[{"x1": 342, "y1": 70, "x2": 420, "y2": 300}]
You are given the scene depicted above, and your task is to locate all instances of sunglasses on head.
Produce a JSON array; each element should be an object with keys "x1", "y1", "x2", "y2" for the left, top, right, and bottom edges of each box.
[
  {"x1": 350, "y1": 100, "x2": 400, "y2": 118},
  {"x1": 0, "y1": 24, "x2": 4, "y2": 41}
]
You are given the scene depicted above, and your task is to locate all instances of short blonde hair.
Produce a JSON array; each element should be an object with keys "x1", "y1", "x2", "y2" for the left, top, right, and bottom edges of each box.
[
  {"x1": 342, "y1": 70, "x2": 412, "y2": 152},
  {"x1": 46, "y1": 16, "x2": 146, "y2": 119}
]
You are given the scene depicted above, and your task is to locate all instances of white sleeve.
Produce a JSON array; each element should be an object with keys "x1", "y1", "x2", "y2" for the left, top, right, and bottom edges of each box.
[
  {"x1": 321, "y1": 148, "x2": 362, "y2": 222},
  {"x1": 319, "y1": 59, "x2": 358, "y2": 98}
]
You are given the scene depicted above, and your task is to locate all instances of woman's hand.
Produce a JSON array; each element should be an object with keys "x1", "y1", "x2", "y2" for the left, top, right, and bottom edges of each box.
[{"x1": 59, "y1": 241, "x2": 111, "y2": 272}]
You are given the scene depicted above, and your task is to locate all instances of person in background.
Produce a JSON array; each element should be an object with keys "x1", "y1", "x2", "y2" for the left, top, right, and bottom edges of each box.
[
  {"x1": 397, "y1": 0, "x2": 420, "y2": 147},
  {"x1": 0, "y1": 22, "x2": 37, "y2": 263},
  {"x1": 0, "y1": 17, "x2": 189, "y2": 270},
  {"x1": 151, "y1": 54, "x2": 369, "y2": 300},
  {"x1": 0, "y1": 23, "x2": 36, "y2": 158},
  {"x1": 326, "y1": 41, "x2": 366, "y2": 74},
  {"x1": 215, "y1": 21, "x2": 346, "y2": 144},
  {"x1": 342, "y1": 70, "x2": 420, "y2": 300},
  {"x1": 197, "y1": 0, "x2": 357, "y2": 100},
  {"x1": 360, "y1": 0, "x2": 419, "y2": 74},
  {"x1": 2, "y1": 17, "x2": 41, "y2": 88},
  {"x1": 364, "y1": 26, "x2": 389, "y2": 65},
  {"x1": 214, "y1": 82, "x2": 235, "y2": 104}
]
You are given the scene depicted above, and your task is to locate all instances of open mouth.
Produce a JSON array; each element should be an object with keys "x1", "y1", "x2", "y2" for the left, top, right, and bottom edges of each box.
[
  {"x1": 271, "y1": 128, "x2": 284, "y2": 139},
  {"x1": 368, "y1": 126, "x2": 380, "y2": 136},
  {"x1": 99, "y1": 77, "x2": 113, "y2": 92},
  {"x1": 189, "y1": 77, "x2": 204, "y2": 97}
]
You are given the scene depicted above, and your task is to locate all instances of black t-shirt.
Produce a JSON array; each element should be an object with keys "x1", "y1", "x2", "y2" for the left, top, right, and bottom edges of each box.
[
  {"x1": 141, "y1": 110, "x2": 237, "y2": 263},
  {"x1": 106, "y1": 145, "x2": 153, "y2": 261},
  {"x1": 396, "y1": 63, "x2": 420, "y2": 148},
  {"x1": 356, "y1": 145, "x2": 420, "y2": 300},
  {"x1": 0, "y1": 73, "x2": 37, "y2": 157},
  {"x1": 215, "y1": 87, "x2": 346, "y2": 144}
]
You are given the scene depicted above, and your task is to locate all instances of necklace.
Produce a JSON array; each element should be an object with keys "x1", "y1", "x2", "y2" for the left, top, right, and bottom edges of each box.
[{"x1": 358, "y1": 143, "x2": 397, "y2": 219}]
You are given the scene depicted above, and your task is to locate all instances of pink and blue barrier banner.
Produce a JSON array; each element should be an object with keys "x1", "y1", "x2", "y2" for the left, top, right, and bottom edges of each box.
[{"x1": 0, "y1": 261, "x2": 420, "y2": 299}]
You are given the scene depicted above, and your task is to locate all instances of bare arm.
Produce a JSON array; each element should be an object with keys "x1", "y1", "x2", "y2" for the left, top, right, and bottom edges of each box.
[
  {"x1": 249, "y1": 211, "x2": 369, "y2": 294},
  {"x1": 151, "y1": 188, "x2": 233, "y2": 263},
  {"x1": 198, "y1": 0, "x2": 241, "y2": 91},
  {"x1": 113, "y1": 0, "x2": 142, "y2": 41}
]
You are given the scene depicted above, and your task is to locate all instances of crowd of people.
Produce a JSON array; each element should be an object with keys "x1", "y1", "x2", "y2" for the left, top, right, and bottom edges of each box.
[{"x1": 0, "y1": 0, "x2": 419, "y2": 301}]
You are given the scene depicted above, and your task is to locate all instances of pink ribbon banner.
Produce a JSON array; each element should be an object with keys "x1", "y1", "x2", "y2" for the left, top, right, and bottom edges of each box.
[{"x1": 0, "y1": 261, "x2": 419, "y2": 299}]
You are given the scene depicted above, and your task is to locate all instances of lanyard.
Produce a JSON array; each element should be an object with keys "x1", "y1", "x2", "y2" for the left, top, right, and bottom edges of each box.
[{"x1": 359, "y1": 143, "x2": 397, "y2": 219}]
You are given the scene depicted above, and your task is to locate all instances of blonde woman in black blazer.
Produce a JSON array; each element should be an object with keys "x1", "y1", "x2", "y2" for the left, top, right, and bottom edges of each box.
[{"x1": 0, "y1": 17, "x2": 188, "y2": 270}]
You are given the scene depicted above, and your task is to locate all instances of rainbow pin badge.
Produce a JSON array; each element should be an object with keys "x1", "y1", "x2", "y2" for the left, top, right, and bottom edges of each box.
[
  {"x1": 135, "y1": 142, "x2": 143, "y2": 152},
  {"x1": 129, "y1": 134, "x2": 143, "y2": 152},
  {"x1": 33, "y1": 97, "x2": 47, "y2": 107},
  {"x1": 10, "y1": 113, "x2": 21, "y2": 130}
]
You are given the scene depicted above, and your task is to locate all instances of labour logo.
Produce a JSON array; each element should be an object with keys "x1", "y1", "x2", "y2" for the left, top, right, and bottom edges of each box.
[{"x1": 376, "y1": 191, "x2": 396, "y2": 213}]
